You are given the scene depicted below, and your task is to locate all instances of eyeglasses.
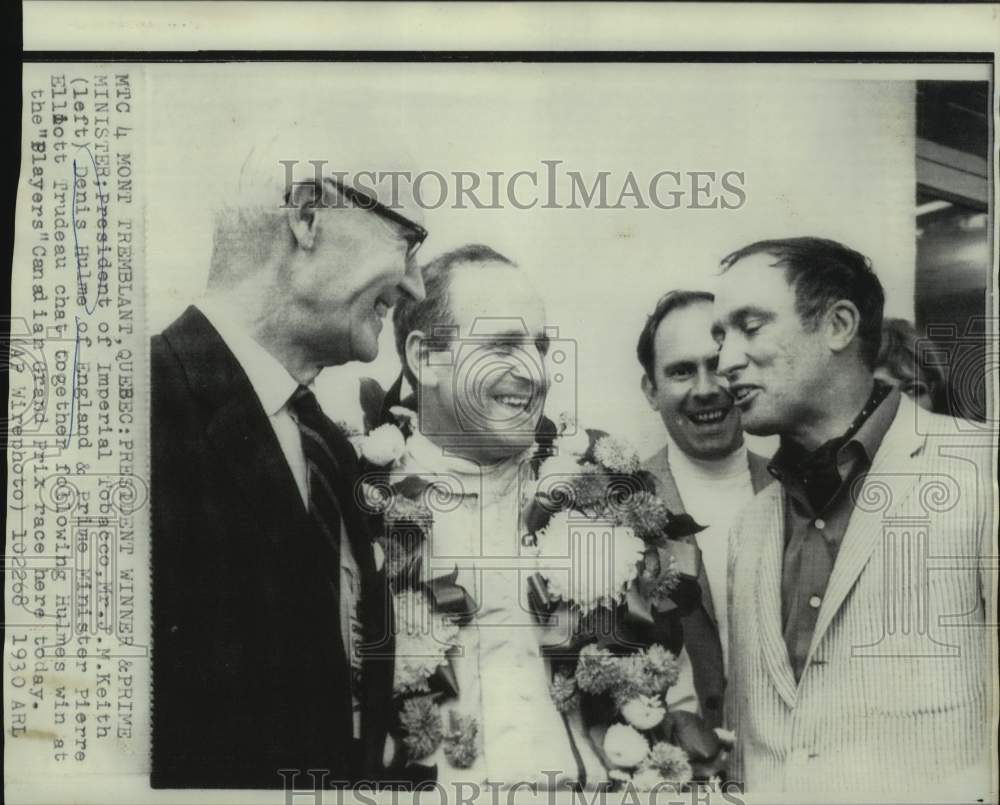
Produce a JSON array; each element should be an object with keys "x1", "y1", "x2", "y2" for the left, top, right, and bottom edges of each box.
[{"x1": 325, "y1": 176, "x2": 428, "y2": 258}]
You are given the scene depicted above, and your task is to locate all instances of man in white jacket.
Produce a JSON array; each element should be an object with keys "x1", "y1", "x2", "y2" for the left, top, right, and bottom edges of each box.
[
  {"x1": 714, "y1": 237, "x2": 993, "y2": 797},
  {"x1": 384, "y1": 244, "x2": 608, "y2": 787}
]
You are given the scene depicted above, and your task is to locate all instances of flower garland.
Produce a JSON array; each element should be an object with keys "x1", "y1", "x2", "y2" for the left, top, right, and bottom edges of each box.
[
  {"x1": 383, "y1": 588, "x2": 470, "y2": 767},
  {"x1": 356, "y1": 406, "x2": 481, "y2": 771},
  {"x1": 522, "y1": 414, "x2": 704, "y2": 623},
  {"x1": 551, "y1": 643, "x2": 736, "y2": 791},
  {"x1": 570, "y1": 644, "x2": 689, "y2": 786},
  {"x1": 356, "y1": 408, "x2": 727, "y2": 782},
  {"x1": 518, "y1": 415, "x2": 738, "y2": 791}
]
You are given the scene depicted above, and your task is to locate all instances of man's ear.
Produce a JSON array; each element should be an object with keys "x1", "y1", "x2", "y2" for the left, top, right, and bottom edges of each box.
[
  {"x1": 825, "y1": 300, "x2": 861, "y2": 355},
  {"x1": 405, "y1": 330, "x2": 436, "y2": 389},
  {"x1": 641, "y1": 373, "x2": 659, "y2": 410},
  {"x1": 285, "y1": 181, "x2": 323, "y2": 250}
]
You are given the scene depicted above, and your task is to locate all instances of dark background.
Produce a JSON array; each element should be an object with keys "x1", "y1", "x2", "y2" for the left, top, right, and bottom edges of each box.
[{"x1": 915, "y1": 79, "x2": 991, "y2": 422}]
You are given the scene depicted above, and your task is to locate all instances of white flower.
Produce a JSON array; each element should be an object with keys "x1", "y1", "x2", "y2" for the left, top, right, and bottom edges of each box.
[
  {"x1": 562, "y1": 430, "x2": 592, "y2": 458},
  {"x1": 361, "y1": 424, "x2": 406, "y2": 466},
  {"x1": 621, "y1": 694, "x2": 666, "y2": 731},
  {"x1": 533, "y1": 512, "x2": 572, "y2": 557},
  {"x1": 534, "y1": 519, "x2": 643, "y2": 614},
  {"x1": 610, "y1": 526, "x2": 645, "y2": 596},
  {"x1": 603, "y1": 723, "x2": 650, "y2": 769},
  {"x1": 714, "y1": 727, "x2": 736, "y2": 747},
  {"x1": 593, "y1": 435, "x2": 640, "y2": 474}
]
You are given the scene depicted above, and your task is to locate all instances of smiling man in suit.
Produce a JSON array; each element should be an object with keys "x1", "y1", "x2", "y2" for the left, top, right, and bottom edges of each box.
[
  {"x1": 715, "y1": 237, "x2": 993, "y2": 796},
  {"x1": 637, "y1": 290, "x2": 772, "y2": 729},
  {"x1": 150, "y1": 135, "x2": 427, "y2": 788}
]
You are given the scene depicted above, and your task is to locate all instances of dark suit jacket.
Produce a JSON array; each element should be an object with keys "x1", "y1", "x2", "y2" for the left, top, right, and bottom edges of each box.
[
  {"x1": 151, "y1": 306, "x2": 393, "y2": 789},
  {"x1": 642, "y1": 443, "x2": 772, "y2": 728}
]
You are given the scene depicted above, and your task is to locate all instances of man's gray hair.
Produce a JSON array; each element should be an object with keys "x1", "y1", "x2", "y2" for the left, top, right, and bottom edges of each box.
[{"x1": 206, "y1": 123, "x2": 418, "y2": 289}]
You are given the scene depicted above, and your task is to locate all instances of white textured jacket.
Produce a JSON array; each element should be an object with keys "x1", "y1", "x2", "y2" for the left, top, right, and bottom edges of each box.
[{"x1": 726, "y1": 397, "x2": 995, "y2": 798}]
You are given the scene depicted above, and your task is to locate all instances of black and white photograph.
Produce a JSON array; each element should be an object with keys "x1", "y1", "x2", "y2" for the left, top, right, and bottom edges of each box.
[{"x1": 4, "y1": 4, "x2": 998, "y2": 805}]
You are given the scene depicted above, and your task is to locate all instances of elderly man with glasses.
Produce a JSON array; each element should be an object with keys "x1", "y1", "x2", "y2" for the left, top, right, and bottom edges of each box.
[{"x1": 150, "y1": 131, "x2": 427, "y2": 789}]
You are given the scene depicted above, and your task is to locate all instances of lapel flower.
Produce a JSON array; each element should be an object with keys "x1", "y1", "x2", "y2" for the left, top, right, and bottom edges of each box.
[{"x1": 360, "y1": 423, "x2": 406, "y2": 466}]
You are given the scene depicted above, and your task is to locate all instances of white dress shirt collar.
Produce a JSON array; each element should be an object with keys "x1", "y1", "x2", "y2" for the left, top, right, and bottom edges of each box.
[{"x1": 198, "y1": 298, "x2": 301, "y2": 415}]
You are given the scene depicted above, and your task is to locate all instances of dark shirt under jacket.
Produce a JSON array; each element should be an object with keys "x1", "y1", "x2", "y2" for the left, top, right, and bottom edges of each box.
[{"x1": 769, "y1": 381, "x2": 899, "y2": 681}]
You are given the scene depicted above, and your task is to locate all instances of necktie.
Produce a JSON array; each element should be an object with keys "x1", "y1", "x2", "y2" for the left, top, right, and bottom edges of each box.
[
  {"x1": 289, "y1": 385, "x2": 351, "y2": 553},
  {"x1": 288, "y1": 385, "x2": 364, "y2": 734}
]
